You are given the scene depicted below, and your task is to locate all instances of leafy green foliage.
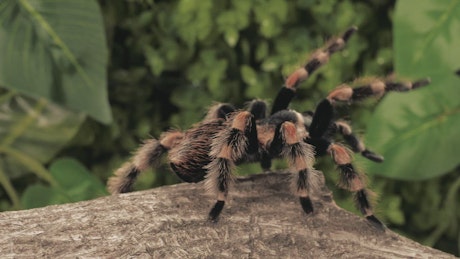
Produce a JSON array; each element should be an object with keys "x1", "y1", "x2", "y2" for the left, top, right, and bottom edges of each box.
[
  {"x1": 0, "y1": 0, "x2": 111, "y2": 124},
  {"x1": 21, "y1": 158, "x2": 107, "y2": 209},
  {"x1": 358, "y1": 2, "x2": 460, "y2": 254},
  {"x1": 365, "y1": 0, "x2": 460, "y2": 180},
  {"x1": 0, "y1": 96, "x2": 85, "y2": 172},
  {"x1": 0, "y1": 0, "x2": 109, "y2": 211},
  {"x1": 379, "y1": 170, "x2": 460, "y2": 255},
  {"x1": 0, "y1": 94, "x2": 85, "y2": 209},
  {"x1": 352, "y1": 2, "x2": 460, "y2": 253}
]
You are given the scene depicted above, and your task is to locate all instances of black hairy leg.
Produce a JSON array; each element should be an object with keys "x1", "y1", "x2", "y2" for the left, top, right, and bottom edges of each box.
[
  {"x1": 276, "y1": 120, "x2": 320, "y2": 215},
  {"x1": 305, "y1": 77, "x2": 431, "y2": 161},
  {"x1": 298, "y1": 77, "x2": 432, "y2": 230},
  {"x1": 247, "y1": 100, "x2": 272, "y2": 170},
  {"x1": 205, "y1": 111, "x2": 255, "y2": 222},
  {"x1": 302, "y1": 100, "x2": 334, "y2": 157},
  {"x1": 328, "y1": 143, "x2": 385, "y2": 230},
  {"x1": 332, "y1": 120, "x2": 384, "y2": 163},
  {"x1": 204, "y1": 103, "x2": 236, "y2": 121},
  {"x1": 271, "y1": 26, "x2": 358, "y2": 115},
  {"x1": 107, "y1": 131, "x2": 183, "y2": 194},
  {"x1": 326, "y1": 77, "x2": 430, "y2": 104},
  {"x1": 247, "y1": 99, "x2": 267, "y2": 120},
  {"x1": 308, "y1": 99, "x2": 334, "y2": 140}
]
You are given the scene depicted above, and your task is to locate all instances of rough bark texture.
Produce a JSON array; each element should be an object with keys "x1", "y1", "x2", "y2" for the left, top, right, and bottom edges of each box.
[{"x1": 0, "y1": 172, "x2": 455, "y2": 258}]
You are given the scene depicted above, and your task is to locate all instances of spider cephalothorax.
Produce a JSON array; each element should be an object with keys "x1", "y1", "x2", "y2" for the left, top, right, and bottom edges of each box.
[{"x1": 107, "y1": 27, "x2": 430, "y2": 230}]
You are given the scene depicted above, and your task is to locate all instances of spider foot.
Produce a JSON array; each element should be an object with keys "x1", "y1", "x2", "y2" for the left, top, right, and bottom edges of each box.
[
  {"x1": 208, "y1": 200, "x2": 225, "y2": 223},
  {"x1": 300, "y1": 196, "x2": 314, "y2": 214},
  {"x1": 361, "y1": 149, "x2": 384, "y2": 163},
  {"x1": 366, "y1": 215, "x2": 386, "y2": 231}
]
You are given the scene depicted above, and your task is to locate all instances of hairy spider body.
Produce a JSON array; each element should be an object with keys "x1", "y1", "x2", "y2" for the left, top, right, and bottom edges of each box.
[{"x1": 107, "y1": 27, "x2": 430, "y2": 230}]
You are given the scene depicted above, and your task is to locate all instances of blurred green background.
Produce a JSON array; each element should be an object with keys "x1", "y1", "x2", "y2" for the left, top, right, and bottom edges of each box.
[{"x1": 0, "y1": 0, "x2": 459, "y2": 256}]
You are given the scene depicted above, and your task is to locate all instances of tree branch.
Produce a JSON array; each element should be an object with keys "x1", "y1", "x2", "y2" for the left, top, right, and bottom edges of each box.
[{"x1": 0, "y1": 172, "x2": 455, "y2": 258}]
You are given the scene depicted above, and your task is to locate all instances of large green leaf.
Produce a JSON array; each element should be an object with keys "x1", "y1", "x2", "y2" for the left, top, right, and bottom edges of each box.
[
  {"x1": 0, "y1": 0, "x2": 111, "y2": 124},
  {"x1": 49, "y1": 157, "x2": 107, "y2": 200},
  {"x1": 21, "y1": 157, "x2": 107, "y2": 209},
  {"x1": 0, "y1": 94, "x2": 85, "y2": 179},
  {"x1": 364, "y1": 0, "x2": 460, "y2": 180}
]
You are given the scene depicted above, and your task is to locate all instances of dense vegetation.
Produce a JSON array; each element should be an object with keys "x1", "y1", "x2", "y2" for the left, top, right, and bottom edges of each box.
[{"x1": 0, "y1": 0, "x2": 458, "y2": 256}]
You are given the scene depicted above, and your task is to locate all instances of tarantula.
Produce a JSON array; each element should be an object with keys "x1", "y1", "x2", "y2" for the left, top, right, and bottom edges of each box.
[{"x1": 107, "y1": 27, "x2": 430, "y2": 229}]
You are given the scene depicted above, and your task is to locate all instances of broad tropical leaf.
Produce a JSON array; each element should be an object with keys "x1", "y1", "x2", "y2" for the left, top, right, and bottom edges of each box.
[
  {"x1": 0, "y1": 95, "x2": 85, "y2": 179},
  {"x1": 0, "y1": 0, "x2": 111, "y2": 124},
  {"x1": 21, "y1": 158, "x2": 107, "y2": 209},
  {"x1": 364, "y1": 0, "x2": 460, "y2": 180}
]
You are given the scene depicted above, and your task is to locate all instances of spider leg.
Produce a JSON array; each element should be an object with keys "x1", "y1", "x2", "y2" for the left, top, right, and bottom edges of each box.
[
  {"x1": 333, "y1": 120, "x2": 384, "y2": 163},
  {"x1": 328, "y1": 143, "x2": 385, "y2": 230},
  {"x1": 203, "y1": 103, "x2": 236, "y2": 121},
  {"x1": 303, "y1": 78, "x2": 431, "y2": 230},
  {"x1": 247, "y1": 99, "x2": 267, "y2": 120},
  {"x1": 327, "y1": 78, "x2": 430, "y2": 104},
  {"x1": 246, "y1": 100, "x2": 266, "y2": 155},
  {"x1": 307, "y1": 77, "x2": 431, "y2": 157},
  {"x1": 303, "y1": 100, "x2": 335, "y2": 158},
  {"x1": 107, "y1": 131, "x2": 184, "y2": 194},
  {"x1": 247, "y1": 100, "x2": 272, "y2": 170},
  {"x1": 275, "y1": 121, "x2": 320, "y2": 214},
  {"x1": 205, "y1": 111, "x2": 256, "y2": 222},
  {"x1": 304, "y1": 107, "x2": 383, "y2": 162},
  {"x1": 308, "y1": 99, "x2": 334, "y2": 139},
  {"x1": 308, "y1": 78, "x2": 431, "y2": 137},
  {"x1": 271, "y1": 26, "x2": 358, "y2": 115}
]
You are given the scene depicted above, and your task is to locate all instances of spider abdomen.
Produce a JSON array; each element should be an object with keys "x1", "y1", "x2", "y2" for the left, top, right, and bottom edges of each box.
[
  {"x1": 169, "y1": 163, "x2": 206, "y2": 183},
  {"x1": 168, "y1": 120, "x2": 227, "y2": 183}
]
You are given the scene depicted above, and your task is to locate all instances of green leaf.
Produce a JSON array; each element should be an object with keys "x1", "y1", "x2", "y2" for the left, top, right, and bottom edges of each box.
[
  {"x1": 144, "y1": 46, "x2": 164, "y2": 76},
  {"x1": 207, "y1": 59, "x2": 228, "y2": 98},
  {"x1": 0, "y1": 0, "x2": 111, "y2": 124},
  {"x1": 49, "y1": 158, "x2": 107, "y2": 200},
  {"x1": 364, "y1": 0, "x2": 460, "y2": 180},
  {"x1": 385, "y1": 196, "x2": 405, "y2": 225},
  {"x1": 174, "y1": 0, "x2": 213, "y2": 46},
  {"x1": 0, "y1": 95, "x2": 85, "y2": 179},
  {"x1": 21, "y1": 184, "x2": 65, "y2": 209},
  {"x1": 241, "y1": 65, "x2": 258, "y2": 86},
  {"x1": 252, "y1": 0, "x2": 288, "y2": 38},
  {"x1": 223, "y1": 28, "x2": 239, "y2": 47},
  {"x1": 21, "y1": 157, "x2": 107, "y2": 209}
]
